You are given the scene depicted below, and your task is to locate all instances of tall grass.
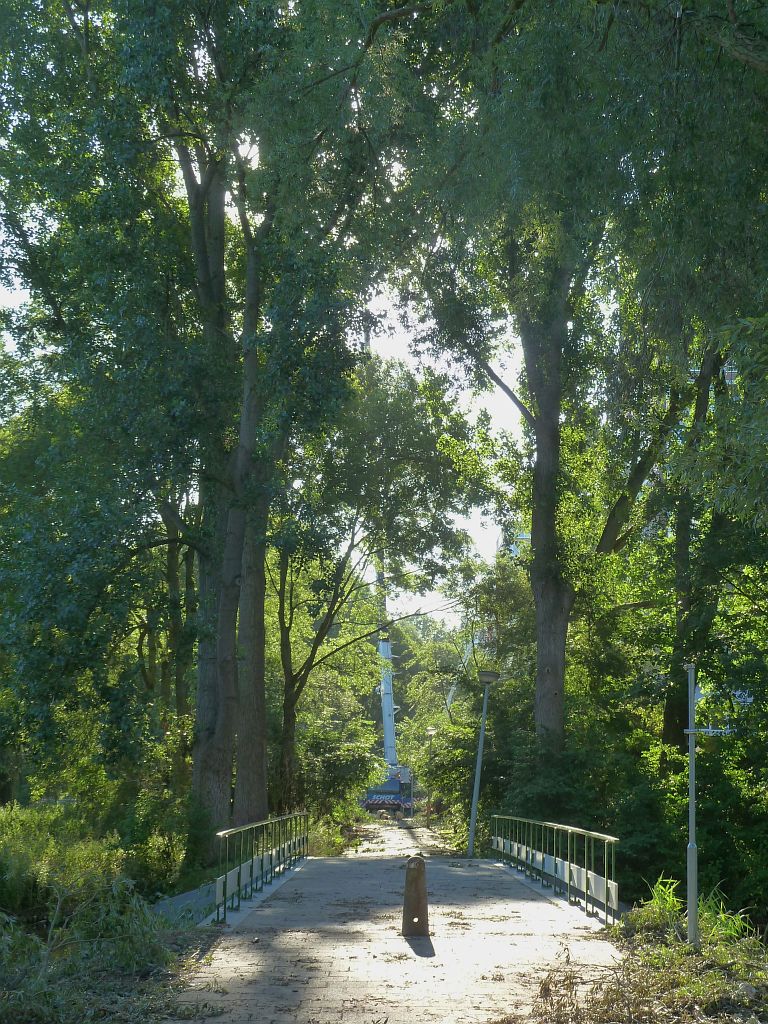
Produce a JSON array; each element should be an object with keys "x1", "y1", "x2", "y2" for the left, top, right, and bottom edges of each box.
[{"x1": 530, "y1": 878, "x2": 768, "y2": 1024}]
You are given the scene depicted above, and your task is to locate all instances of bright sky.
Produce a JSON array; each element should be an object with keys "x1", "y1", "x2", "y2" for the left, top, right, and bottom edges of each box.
[
  {"x1": 0, "y1": 284, "x2": 22, "y2": 310},
  {"x1": 368, "y1": 295, "x2": 523, "y2": 625}
]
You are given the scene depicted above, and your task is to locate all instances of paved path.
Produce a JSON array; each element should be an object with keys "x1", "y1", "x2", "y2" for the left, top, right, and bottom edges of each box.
[{"x1": 172, "y1": 822, "x2": 618, "y2": 1024}]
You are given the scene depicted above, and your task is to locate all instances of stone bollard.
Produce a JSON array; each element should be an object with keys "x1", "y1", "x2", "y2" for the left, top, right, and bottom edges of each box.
[{"x1": 401, "y1": 854, "x2": 429, "y2": 937}]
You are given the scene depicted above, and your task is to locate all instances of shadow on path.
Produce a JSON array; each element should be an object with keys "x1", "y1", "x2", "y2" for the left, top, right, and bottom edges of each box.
[
  {"x1": 170, "y1": 821, "x2": 619, "y2": 1024},
  {"x1": 405, "y1": 935, "x2": 436, "y2": 958}
]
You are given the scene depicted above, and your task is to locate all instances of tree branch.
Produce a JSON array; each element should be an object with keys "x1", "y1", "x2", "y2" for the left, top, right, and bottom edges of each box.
[
  {"x1": 471, "y1": 351, "x2": 537, "y2": 430},
  {"x1": 491, "y1": 0, "x2": 528, "y2": 47},
  {"x1": 0, "y1": 203, "x2": 69, "y2": 332},
  {"x1": 308, "y1": 603, "x2": 462, "y2": 673},
  {"x1": 596, "y1": 388, "x2": 683, "y2": 554}
]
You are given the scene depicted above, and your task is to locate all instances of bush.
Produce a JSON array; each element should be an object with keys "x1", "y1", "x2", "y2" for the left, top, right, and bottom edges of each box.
[
  {"x1": 620, "y1": 876, "x2": 686, "y2": 940},
  {"x1": 0, "y1": 891, "x2": 170, "y2": 1024},
  {"x1": 0, "y1": 804, "x2": 62, "y2": 920},
  {"x1": 0, "y1": 806, "x2": 171, "y2": 1024},
  {"x1": 308, "y1": 804, "x2": 371, "y2": 856}
]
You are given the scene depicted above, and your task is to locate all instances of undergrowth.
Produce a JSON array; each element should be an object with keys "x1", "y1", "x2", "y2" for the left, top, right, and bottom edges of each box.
[
  {"x1": 0, "y1": 803, "x2": 206, "y2": 1023},
  {"x1": 0, "y1": 911, "x2": 221, "y2": 1024},
  {"x1": 307, "y1": 804, "x2": 370, "y2": 856},
  {"x1": 530, "y1": 878, "x2": 768, "y2": 1024}
]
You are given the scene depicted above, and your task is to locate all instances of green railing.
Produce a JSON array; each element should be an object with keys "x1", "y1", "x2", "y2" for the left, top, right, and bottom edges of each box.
[
  {"x1": 491, "y1": 815, "x2": 620, "y2": 925},
  {"x1": 215, "y1": 811, "x2": 309, "y2": 922}
]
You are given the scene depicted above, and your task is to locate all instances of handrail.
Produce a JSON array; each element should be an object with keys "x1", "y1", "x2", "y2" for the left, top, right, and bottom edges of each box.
[
  {"x1": 491, "y1": 814, "x2": 620, "y2": 925},
  {"x1": 501, "y1": 817, "x2": 619, "y2": 844},
  {"x1": 215, "y1": 811, "x2": 309, "y2": 922}
]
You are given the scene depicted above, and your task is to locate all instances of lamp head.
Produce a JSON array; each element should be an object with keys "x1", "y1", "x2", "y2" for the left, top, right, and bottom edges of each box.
[{"x1": 478, "y1": 669, "x2": 500, "y2": 686}]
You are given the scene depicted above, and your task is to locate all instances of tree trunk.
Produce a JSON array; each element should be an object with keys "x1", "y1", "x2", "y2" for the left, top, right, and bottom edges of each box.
[
  {"x1": 662, "y1": 347, "x2": 723, "y2": 749},
  {"x1": 518, "y1": 278, "x2": 573, "y2": 748},
  {"x1": 161, "y1": 518, "x2": 195, "y2": 720},
  {"x1": 532, "y1": 575, "x2": 575, "y2": 742},
  {"x1": 663, "y1": 489, "x2": 693, "y2": 749},
  {"x1": 191, "y1": 479, "x2": 234, "y2": 841},
  {"x1": 180, "y1": 542, "x2": 197, "y2": 715},
  {"x1": 663, "y1": 503, "x2": 727, "y2": 749},
  {"x1": 278, "y1": 685, "x2": 300, "y2": 814},
  {"x1": 177, "y1": 140, "x2": 278, "y2": 841},
  {"x1": 179, "y1": 152, "x2": 237, "y2": 843},
  {"x1": 233, "y1": 509, "x2": 270, "y2": 825}
]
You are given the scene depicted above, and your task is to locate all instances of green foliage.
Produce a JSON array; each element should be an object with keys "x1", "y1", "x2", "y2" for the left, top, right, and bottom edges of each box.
[
  {"x1": 0, "y1": 802, "x2": 171, "y2": 1024},
  {"x1": 294, "y1": 674, "x2": 383, "y2": 819},
  {"x1": 535, "y1": 874, "x2": 768, "y2": 1024},
  {"x1": 0, "y1": 902, "x2": 171, "y2": 1024},
  {"x1": 307, "y1": 808, "x2": 370, "y2": 858},
  {"x1": 0, "y1": 804, "x2": 123, "y2": 920},
  {"x1": 0, "y1": 804, "x2": 64, "y2": 920},
  {"x1": 1, "y1": 4, "x2": 768, "y2": 994},
  {"x1": 620, "y1": 877, "x2": 686, "y2": 940}
]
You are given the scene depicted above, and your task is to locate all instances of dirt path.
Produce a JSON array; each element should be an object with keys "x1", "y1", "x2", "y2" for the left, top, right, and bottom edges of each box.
[
  {"x1": 342, "y1": 817, "x2": 456, "y2": 857},
  {"x1": 170, "y1": 821, "x2": 618, "y2": 1024}
]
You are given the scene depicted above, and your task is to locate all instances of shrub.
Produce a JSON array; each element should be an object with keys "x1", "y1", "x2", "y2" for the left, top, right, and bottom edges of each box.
[{"x1": 0, "y1": 808, "x2": 170, "y2": 1024}]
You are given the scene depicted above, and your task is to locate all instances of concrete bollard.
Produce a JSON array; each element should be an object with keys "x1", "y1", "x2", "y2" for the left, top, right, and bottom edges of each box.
[{"x1": 401, "y1": 854, "x2": 429, "y2": 937}]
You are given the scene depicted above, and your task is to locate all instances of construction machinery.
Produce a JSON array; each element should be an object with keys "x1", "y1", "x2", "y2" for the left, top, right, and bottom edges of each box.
[{"x1": 362, "y1": 620, "x2": 412, "y2": 816}]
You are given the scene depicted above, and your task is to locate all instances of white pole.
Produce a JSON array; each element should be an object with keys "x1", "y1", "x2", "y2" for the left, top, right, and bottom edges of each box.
[
  {"x1": 468, "y1": 679, "x2": 491, "y2": 857},
  {"x1": 425, "y1": 727, "x2": 436, "y2": 827},
  {"x1": 685, "y1": 662, "x2": 699, "y2": 947},
  {"x1": 379, "y1": 633, "x2": 397, "y2": 766}
]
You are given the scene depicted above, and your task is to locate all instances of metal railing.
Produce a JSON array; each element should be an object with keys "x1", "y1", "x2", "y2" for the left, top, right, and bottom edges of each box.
[
  {"x1": 215, "y1": 811, "x2": 309, "y2": 922},
  {"x1": 491, "y1": 815, "x2": 620, "y2": 924}
]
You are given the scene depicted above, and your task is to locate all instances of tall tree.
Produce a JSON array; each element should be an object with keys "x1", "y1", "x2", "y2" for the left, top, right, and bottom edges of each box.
[
  {"x1": 0, "y1": 1, "x2": 425, "y2": 834},
  {"x1": 390, "y1": 0, "x2": 768, "y2": 747},
  {"x1": 269, "y1": 357, "x2": 476, "y2": 807}
]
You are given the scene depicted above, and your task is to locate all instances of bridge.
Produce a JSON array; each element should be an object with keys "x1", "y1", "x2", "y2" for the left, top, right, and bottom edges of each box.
[{"x1": 169, "y1": 817, "x2": 620, "y2": 1024}]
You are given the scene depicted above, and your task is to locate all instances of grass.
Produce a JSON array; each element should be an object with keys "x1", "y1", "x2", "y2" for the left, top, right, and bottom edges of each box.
[
  {"x1": 0, "y1": 901, "x2": 224, "y2": 1024},
  {"x1": 529, "y1": 878, "x2": 768, "y2": 1024}
]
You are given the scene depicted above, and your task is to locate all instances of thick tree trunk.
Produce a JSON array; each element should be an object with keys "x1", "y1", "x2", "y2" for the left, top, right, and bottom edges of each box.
[
  {"x1": 178, "y1": 144, "x2": 278, "y2": 840},
  {"x1": 179, "y1": 154, "x2": 237, "y2": 843},
  {"x1": 191, "y1": 480, "x2": 234, "y2": 839},
  {"x1": 518, "y1": 279, "x2": 573, "y2": 748},
  {"x1": 208, "y1": 498, "x2": 248, "y2": 816},
  {"x1": 529, "y1": 384, "x2": 571, "y2": 747},
  {"x1": 233, "y1": 510, "x2": 270, "y2": 825},
  {"x1": 532, "y1": 575, "x2": 575, "y2": 742}
]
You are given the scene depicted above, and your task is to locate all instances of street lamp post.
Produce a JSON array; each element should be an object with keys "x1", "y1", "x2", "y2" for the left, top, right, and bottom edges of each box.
[
  {"x1": 683, "y1": 663, "x2": 748, "y2": 947},
  {"x1": 468, "y1": 669, "x2": 499, "y2": 857},
  {"x1": 684, "y1": 662, "x2": 699, "y2": 947},
  {"x1": 425, "y1": 727, "x2": 436, "y2": 827}
]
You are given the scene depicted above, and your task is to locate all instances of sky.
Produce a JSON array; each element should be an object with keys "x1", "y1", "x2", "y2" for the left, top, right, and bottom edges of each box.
[{"x1": 368, "y1": 294, "x2": 523, "y2": 625}]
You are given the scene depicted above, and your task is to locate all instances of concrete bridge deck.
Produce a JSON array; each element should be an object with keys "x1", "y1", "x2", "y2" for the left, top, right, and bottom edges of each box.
[{"x1": 172, "y1": 822, "x2": 618, "y2": 1024}]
